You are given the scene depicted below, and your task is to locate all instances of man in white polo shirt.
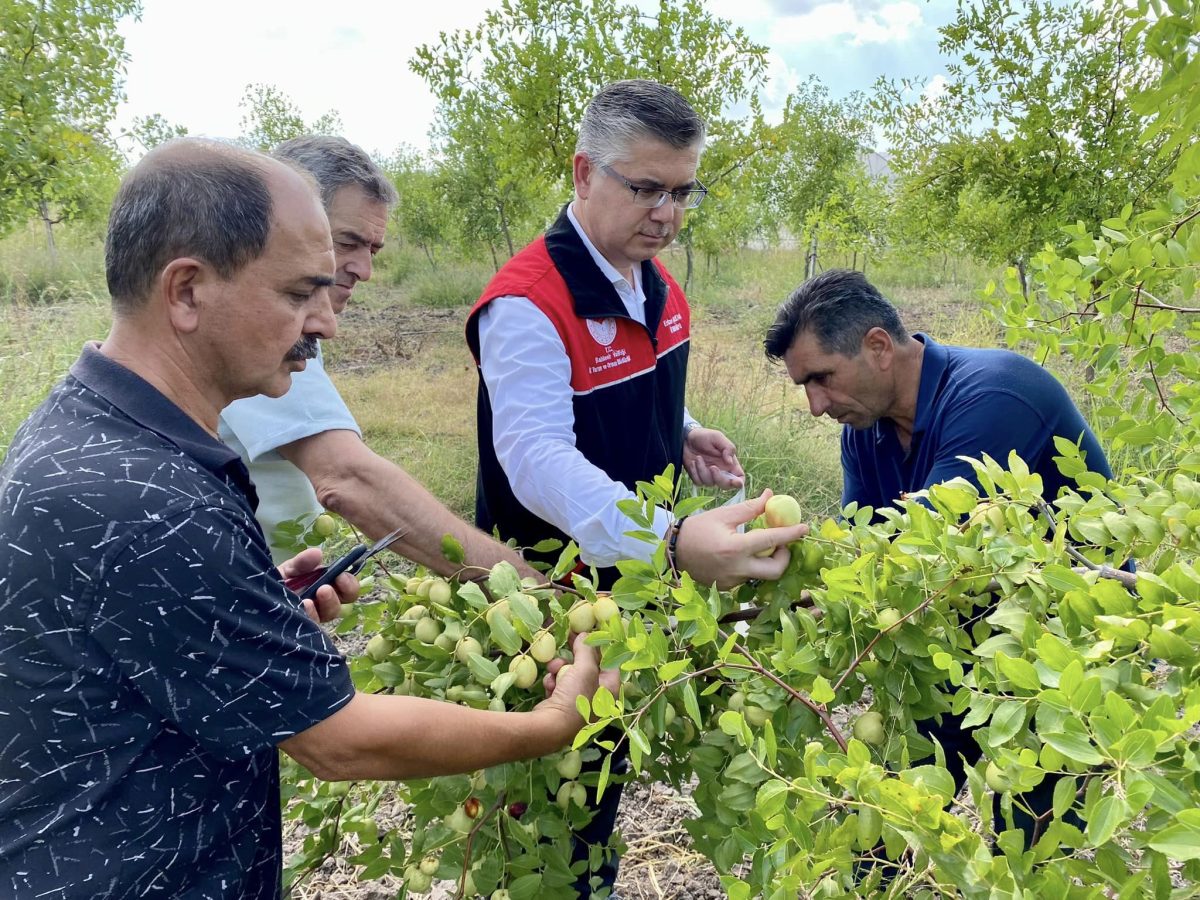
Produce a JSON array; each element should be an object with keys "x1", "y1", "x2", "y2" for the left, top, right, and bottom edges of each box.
[{"x1": 221, "y1": 136, "x2": 532, "y2": 575}]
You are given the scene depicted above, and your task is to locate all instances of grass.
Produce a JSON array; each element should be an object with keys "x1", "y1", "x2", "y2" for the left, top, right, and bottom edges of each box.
[
  {"x1": 0, "y1": 220, "x2": 108, "y2": 305},
  {"x1": 0, "y1": 295, "x2": 112, "y2": 457}
]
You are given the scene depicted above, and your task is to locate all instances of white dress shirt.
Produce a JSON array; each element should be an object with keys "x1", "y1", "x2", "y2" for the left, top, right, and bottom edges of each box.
[{"x1": 476, "y1": 204, "x2": 697, "y2": 567}]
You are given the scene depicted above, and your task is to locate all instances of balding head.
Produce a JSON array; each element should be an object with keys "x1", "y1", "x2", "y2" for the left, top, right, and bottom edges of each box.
[{"x1": 105, "y1": 138, "x2": 319, "y2": 315}]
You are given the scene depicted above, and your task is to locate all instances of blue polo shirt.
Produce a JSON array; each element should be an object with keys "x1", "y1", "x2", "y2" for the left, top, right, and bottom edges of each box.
[
  {"x1": 0, "y1": 345, "x2": 354, "y2": 899},
  {"x1": 841, "y1": 335, "x2": 1113, "y2": 513}
]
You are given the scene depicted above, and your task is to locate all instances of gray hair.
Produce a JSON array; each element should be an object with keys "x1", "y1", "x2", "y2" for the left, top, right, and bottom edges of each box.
[
  {"x1": 764, "y1": 269, "x2": 908, "y2": 360},
  {"x1": 576, "y1": 80, "x2": 706, "y2": 167},
  {"x1": 273, "y1": 135, "x2": 397, "y2": 209},
  {"x1": 105, "y1": 138, "x2": 274, "y2": 314}
]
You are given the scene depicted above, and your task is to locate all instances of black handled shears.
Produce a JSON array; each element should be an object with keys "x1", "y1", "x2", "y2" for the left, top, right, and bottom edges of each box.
[{"x1": 283, "y1": 526, "x2": 405, "y2": 600}]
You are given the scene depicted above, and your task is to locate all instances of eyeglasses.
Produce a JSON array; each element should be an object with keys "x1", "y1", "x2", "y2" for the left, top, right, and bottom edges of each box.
[{"x1": 600, "y1": 165, "x2": 707, "y2": 210}]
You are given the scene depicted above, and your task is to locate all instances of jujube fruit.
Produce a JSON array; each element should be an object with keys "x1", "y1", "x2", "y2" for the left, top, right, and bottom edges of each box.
[
  {"x1": 764, "y1": 494, "x2": 804, "y2": 528},
  {"x1": 529, "y1": 631, "x2": 557, "y2": 663},
  {"x1": 508, "y1": 654, "x2": 538, "y2": 689},
  {"x1": 853, "y1": 711, "x2": 886, "y2": 745}
]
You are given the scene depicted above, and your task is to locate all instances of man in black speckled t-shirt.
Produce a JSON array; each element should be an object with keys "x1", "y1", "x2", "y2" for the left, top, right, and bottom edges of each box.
[{"x1": 0, "y1": 139, "x2": 616, "y2": 900}]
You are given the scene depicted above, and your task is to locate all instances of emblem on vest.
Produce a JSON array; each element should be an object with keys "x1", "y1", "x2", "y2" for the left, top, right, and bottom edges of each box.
[{"x1": 586, "y1": 317, "x2": 618, "y2": 348}]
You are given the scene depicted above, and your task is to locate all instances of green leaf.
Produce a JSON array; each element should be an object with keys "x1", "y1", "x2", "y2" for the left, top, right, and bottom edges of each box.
[
  {"x1": 658, "y1": 658, "x2": 690, "y2": 681},
  {"x1": 1052, "y1": 775, "x2": 1078, "y2": 819},
  {"x1": 1043, "y1": 731, "x2": 1106, "y2": 766},
  {"x1": 719, "y1": 710, "x2": 747, "y2": 737},
  {"x1": 487, "y1": 561, "x2": 522, "y2": 597},
  {"x1": 1042, "y1": 564, "x2": 1090, "y2": 593},
  {"x1": 507, "y1": 592, "x2": 544, "y2": 635},
  {"x1": 455, "y1": 580, "x2": 489, "y2": 610},
  {"x1": 628, "y1": 726, "x2": 650, "y2": 771},
  {"x1": 466, "y1": 653, "x2": 500, "y2": 684},
  {"x1": 996, "y1": 651, "x2": 1042, "y2": 691},
  {"x1": 682, "y1": 679, "x2": 702, "y2": 726},
  {"x1": 595, "y1": 750, "x2": 613, "y2": 801},
  {"x1": 440, "y1": 532, "x2": 465, "y2": 565},
  {"x1": 488, "y1": 612, "x2": 522, "y2": 656},
  {"x1": 810, "y1": 675, "x2": 835, "y2": 704},
  {"x1": 1086, "y1": 794, "x2": 1130, "y2": 847},
  {"x1": 987, "y1": 700, "x2": 1027, "y2": 745},
  {"x1": 1148, "y1": 812, "x2": 1200, "y2": 861},
  {"x1": 508, "y1": 873, "x2": 543, "y2": 900}
]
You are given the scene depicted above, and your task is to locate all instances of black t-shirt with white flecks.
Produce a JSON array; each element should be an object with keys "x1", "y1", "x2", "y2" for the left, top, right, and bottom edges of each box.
[{"x1": 0, "y1": 345, "x2": 354, "y2": 899}]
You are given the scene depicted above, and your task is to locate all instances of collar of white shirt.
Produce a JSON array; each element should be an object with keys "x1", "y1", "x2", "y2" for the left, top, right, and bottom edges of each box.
[{"x1": 566, "y1": 202, "x2": 646, "y2": 325}]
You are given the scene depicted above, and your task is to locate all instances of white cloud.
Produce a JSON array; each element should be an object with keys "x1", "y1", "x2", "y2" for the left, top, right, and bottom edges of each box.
[
  {"x1": 922, "y1": 73, "x2": 950, "y2": 103},
  {"x1": 769, "y1": 1, "x2": 924, "y2": 46},
  {"x1": 113, "y1": 0, "x2": 942, "y2": 157}
]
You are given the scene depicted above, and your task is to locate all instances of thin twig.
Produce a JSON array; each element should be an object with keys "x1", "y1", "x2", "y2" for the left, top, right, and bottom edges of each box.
[
  {"x1": 455, "y1": 792, "x2": 507, "y2": 899},
  {"x1": 717, "y1": 628, "x2": 848, "y2": 751}
]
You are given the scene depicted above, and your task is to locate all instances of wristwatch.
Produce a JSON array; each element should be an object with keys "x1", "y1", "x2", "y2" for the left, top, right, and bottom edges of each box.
[{"x1": 683, "y1": 421, "x2": 702, "y2": 440}]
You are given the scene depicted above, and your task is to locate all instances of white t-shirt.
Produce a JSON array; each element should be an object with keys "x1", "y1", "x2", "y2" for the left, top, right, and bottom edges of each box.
[{"x1": 219, "y1": 345, "x2": 361, "y2": 561}]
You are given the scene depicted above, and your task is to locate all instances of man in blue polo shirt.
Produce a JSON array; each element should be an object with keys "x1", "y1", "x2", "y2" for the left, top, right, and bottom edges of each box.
[
  {"x1": 763, "y1": 268, "x2": 1113, "y2": 514},
  {"x1": 763, "y1": 268, "x2": 1113, "y2": 843},
  {"x1": 0, "y1": 139, "x2": 616, "y2": 900}
]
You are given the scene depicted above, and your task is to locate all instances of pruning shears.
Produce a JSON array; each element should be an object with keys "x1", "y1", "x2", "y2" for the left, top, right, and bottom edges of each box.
[{"x1": 284, "y1": 526, "x2": 405, "y2": 601}]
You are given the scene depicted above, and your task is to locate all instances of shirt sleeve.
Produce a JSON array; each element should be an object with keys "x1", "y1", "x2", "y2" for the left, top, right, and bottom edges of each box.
[
  {"x1": 477, "y1": 296, "x2": 672, "y2": 568},
  {"x1": 919, "y1": 390, "x2": 1050, "y2": 493},
  {"x1": 840, "y1": 429, "x2": 868, "y2": 511},
  {"x1": 219, "y1": 346, "x2": 360, "y2": 462},
  {"x1": 87, "y1": 505, "x2": 354, "y2": 759}
]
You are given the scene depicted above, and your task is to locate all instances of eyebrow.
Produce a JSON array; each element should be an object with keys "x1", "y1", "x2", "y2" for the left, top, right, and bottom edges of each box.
[
  {"x1": 300, "y1": 274, "x2": 336, "y2": 289},
  {"x1": 336, "y1": 229, "x2": 385, "y2": 251},
  {"x1": 629, "y1": 176, "x2": 699, "y2": 192},
  {"x1": 793, "y1": 369, "x2": 832, "y2": 386}
]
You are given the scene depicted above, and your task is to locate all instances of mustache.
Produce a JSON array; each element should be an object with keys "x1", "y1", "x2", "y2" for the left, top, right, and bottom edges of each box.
[{"x1": 284, "y1": 334, "x2": 320, "y2": 362}]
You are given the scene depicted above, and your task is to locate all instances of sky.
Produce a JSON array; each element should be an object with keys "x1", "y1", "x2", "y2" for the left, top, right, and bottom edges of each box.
[{"x1": 113, "y1": 0, "x2": 961, "y2": 160}]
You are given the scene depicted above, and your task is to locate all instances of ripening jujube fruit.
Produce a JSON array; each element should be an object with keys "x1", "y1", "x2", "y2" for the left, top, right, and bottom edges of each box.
[
  {"x1": 508, "y1": 654, "x2": 538, "y2": 689},
  {"x1": 529, "y1": 631, "x2": 556, "y2": 663}
]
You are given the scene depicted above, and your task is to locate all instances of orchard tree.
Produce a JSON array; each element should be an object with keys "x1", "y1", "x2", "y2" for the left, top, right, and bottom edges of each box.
[
  {"x1": 411, "y1": 0, "x2": 770, "y2": 260},
  {"x1": 804, "y1": 159, "x2": 893, "y2": 273},
  {"x1": 675, "y1": 103, "x2": 777, "y2": 288},
  {"x1": 123, "y1": 112, "x2": 188, "y2": 155},
  {"x1": 383, "y1": 145, "x2": 460, "y2": 269},
  {"x1": 0, "y1": 0, "x2": 140, "y2": 260},
  {"x1": 876, "y1": 0, "x2": 1178, "y2": 278},
  {"x1": 236, "y1": 83, "x2": 344, "y2": 151}
]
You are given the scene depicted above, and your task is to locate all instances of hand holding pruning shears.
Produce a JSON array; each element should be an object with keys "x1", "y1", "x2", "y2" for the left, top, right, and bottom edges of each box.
[{"x1": 281, "y1": 526, "x2": 405, "y2": 623}]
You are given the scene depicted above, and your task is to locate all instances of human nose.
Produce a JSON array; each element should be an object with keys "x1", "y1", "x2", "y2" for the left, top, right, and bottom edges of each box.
[
  {"x1": 345, "y1": 246, "x2": 373, "y2": 283},
  {"x1": 805, "y1": 385, "x2": 828, "y2": 417},
  {"x1": 309, "y1": 288, "x2": 337, "y2": 340},
  {"x1": 648, "y1": 198, "x2": 676, "y2": 223}
]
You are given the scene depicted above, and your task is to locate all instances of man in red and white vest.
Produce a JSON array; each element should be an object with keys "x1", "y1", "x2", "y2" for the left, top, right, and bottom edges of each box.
[
  {"x1": 466, "y1": 80, "x2": 804, "y2": 594},
  {"x1": 465, "y1": 80, "x2": 808, "y2": 898}
]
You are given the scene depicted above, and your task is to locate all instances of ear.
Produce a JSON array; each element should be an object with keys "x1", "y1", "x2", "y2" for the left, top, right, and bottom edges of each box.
[
  {"x1": 159, "y1": 257, "x2": 207, "y2": 335},
  {"x1": 862, "y1": 326, "x2": 895, "y2": 370},
  {"x1": 573, "y1": 152, "x2": 594, "y2": 199}
]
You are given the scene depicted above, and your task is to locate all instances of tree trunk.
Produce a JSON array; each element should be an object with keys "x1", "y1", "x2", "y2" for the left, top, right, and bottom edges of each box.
[
  {"x1": 497, "y1": 202, "x2": 515, "y2": 259},
  {"x1": 39, "y1": 199, "x2": 58, "y2": 267},
  {"x1": 684, "y1": 244, "x2": 694, "y2": 294},
  {"x1": 805, "y1": 233, "x2": 819, "y2": 279},
  {"x1": 488, "y1": 243, "x2": 500, "y2": 272},
  {"x1": 421, "y1": 243, "x2": 437, "y2": 270},
  {"x1": 851, "y1": 250, "x2": 858, "y2": 271},
  {"x1": 1016, "y1": 258, "x2": 1029, "y2": 299}
]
